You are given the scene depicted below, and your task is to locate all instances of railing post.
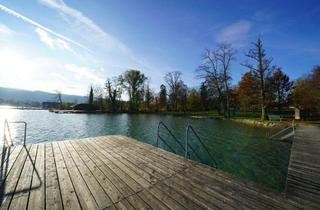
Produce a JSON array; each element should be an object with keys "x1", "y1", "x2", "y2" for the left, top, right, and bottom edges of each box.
[
  {"x1": 292, "y1": 119, "x2": 295, "y2": 135},
  {"x1": 185, "y1": 126, "x2": 189, "y2": 158},
  {"x1": 3, "y1": 119, "x2": 7, "y2": 146},
  {"x1": 24, "y1": 122, "x2": 27, "y2": 146},
  {"x1": 156, "y1": 122, "x2": 161, "y2": 147}
]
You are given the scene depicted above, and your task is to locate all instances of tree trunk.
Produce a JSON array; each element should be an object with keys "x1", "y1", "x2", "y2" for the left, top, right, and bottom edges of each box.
[
  {"x1": 260, "y1": 88, "x2": 266, "y2": 120},
  {"x1": 225, "y1": 88, "x2": 230, "y2": 118}
]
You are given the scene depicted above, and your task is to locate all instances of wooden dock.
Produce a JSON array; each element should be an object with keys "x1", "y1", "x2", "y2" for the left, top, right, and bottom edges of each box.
[
  {"x1": 0, "y1": 134, "x2": 316, "y2": 210},
  {"x1": 286, "y1": 125, "x2": 320, "y2": 209}
]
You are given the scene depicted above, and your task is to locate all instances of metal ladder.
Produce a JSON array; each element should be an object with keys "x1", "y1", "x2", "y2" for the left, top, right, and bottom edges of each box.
[
  {"x1": 156, "y1": 121, "x2": 218, "y2": 168},
  {"x1": 3, "y1": 119, "x2": 27, "y2": 146},
  {"x1": 268, "y1": 120, "x2": 296, "y2": 141},
  {"x1": 2, "y1": 119, "x2": 41, "y2": 185}
]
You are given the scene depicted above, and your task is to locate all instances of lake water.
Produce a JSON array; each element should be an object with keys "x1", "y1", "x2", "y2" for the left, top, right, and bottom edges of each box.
[{"x1": 0, "y1": 107, "x2": 291, "y2": 191}]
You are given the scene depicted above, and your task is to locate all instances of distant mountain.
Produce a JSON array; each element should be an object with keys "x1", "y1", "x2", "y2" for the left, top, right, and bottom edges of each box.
[{"x1": 0, "y1": 87, "x2": 86, "y2": 103}]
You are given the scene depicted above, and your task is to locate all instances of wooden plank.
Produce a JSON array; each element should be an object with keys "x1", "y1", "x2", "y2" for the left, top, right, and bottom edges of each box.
[
  {"x1": 163, "y1": 175, "x2": 235, "y2": 210},
  {"x1": 79, "y1": 140, "x2": 142, "y2": 194},
  {"x1": 0, "y1": 146, "x2": 16, "y2": 170},
  {"x1": 75, "y1": 139, "x2": 135, "y2": 198},
  {"x1": 111, "y1": 136, "x2": 189, "y2": 171},
  {"x1": 9, "y1": 145, "x2": 38, "y2": 209},
  {"x1": 138, "y1": 189, "x2": 170, "y2": 210},
  {"x1": 45, "y1": 143, "x2": 63, "y2": 210},
  {"x1": 97, "y1": 137, "x2": 178, "y2": 173},
  {"x1": 188, "y1": 164, "x2": 297, "y2": 209},
  {"x1": 126, "y1": 194, "x2": 151, "y2": 209},
  {"x1": 58, "y1": 141, "x2": 99, "y2": 210},
  {"x1": 63, "y1": 141, "x2": 112, "y2": 209},
  {"x1": 104, "y1": 204, "x2": 117, "y2": 210},
  {"x1": 96, "y1": 138, "x2": 166, "y2": 181},
  {"x1": 155, "y1": 181, "x2": 205, "y2": 210},
  {"x1": 28, "y1": 144, "x2": 45, "y2": 210},
  {"x1": 69, "y1": 140, "x2": 123, "y2": 203},
  {"x1": 0, "y1": 145, "x2": 31, "y2": 209},
  {"x1": 114, "y1": 198, "x2": 134, "y2": 210},
  {"x1": 118, "y1": 146, "x2": 176, "y2": 177},
  {"x1": 286, "y1": 125, "x2": 320, "y2": 208},
  {"x1": 183, "y1": 167, "x2": 290, "y2": 210},
  {"x1": 0, "y1": 146, "x2": 22, "y2": 183},
  {"x1": 89, "y1": 140, "x2": 151, "y2": 188},
  {"x1": 147, "y1": 185, "x2": 186, "y2": 210},
  {"x1": 52, "y1": 142, "x2": 81, "y2": 210},
  {"x1": 176, "y1": 170, "x2": 267, "y2": 210},
  {"x1": 102, "y1": 136, "x2": 176, "y2": 177}
]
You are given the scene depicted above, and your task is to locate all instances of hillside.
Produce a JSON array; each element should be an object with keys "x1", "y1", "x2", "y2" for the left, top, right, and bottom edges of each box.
[{"x1": 0, "y1": 87, "x2": 86, "y2": 103}]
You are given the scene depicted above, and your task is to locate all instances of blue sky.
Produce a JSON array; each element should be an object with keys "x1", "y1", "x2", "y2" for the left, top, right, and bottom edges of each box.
[{"x1": 0, "y1": 0, "x2": 319, "y2": 96}]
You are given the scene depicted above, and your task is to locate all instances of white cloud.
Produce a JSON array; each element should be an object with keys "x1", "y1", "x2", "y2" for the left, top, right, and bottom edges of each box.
[
  {"x1": 0, "y1": 23, "x2": 13, "y2": 35},
  {"x1": 38, "y1": 0, "x2": 157, "y2": 73},
  {"x1": 35, "y1": 27, "x2": 74, "y2": 52},
  {"x1": 216, "y1": 20, "x2": 252, "y2": 48},
  {"x1": 64, "y1": 64, "x2": 105, "y2": 84},
  {"x1": 0, "y1": 3, "x2": 89, "y2": 51},
  {"x1": 39, "y1": 0, "x2": 130, "y2": 53},
  {"x1": 0, "y1": 48, "x2": 106, "y2": 95}
]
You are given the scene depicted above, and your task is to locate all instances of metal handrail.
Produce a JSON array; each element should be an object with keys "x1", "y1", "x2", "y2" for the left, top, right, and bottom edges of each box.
[
  {"x1": 3, "y1": 119, "x2": 27, "y2": 146},
  {"x1": 268, "y1": 119, "x2": 295, "y2": 140},
  {"x1": 186, "y1": 125, "x2": 218, "y2": 168},
  {"x1": 156, "y1": 121, "x2": 185, "y2": 154}
]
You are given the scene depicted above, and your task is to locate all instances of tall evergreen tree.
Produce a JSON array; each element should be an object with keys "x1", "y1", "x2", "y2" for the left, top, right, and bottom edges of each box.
[
  {"x1": 88, "y1": 86, "x2": 94, "y2": 105},
  {"x1": 159, "y1": 84, "x2": 167, "y2": 110},
  {"x1": 199, "y1": 82, "x2": 208, "y2": 110}
]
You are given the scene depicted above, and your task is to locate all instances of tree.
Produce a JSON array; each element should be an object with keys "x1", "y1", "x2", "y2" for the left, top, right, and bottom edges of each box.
[
  {"x1": 242, "y1": 38, "x2": 272, "y2": 120},
  {"x1": 164, "y1": 71, "x2": 184, "y2": 111},
  {"x1": 215, "y1": 43, "x2": 236, "y2": 117},
  {"x1": 268, "y1": 68, "x2": 293, "y2": 112},
  {"x1": 187, "y1": 88, "x2": 201, "y2": 111},
  {"x1": 159, "y1": 84, "x2": 167, "y2": 110},
  {"x1": 144, "y1": 81, "x2": 154, "y2": 111},
  {"x1": 88, "y1": 86, "x2": 94, "y2": 105},
  {"x1": 236, "y1": 71, "x2": 260, "y2": 112},
  {"x1": 292, "y1": 65, "x2": 320, "y2": 119},
  {"x1": 177, "y1": 82, "x2": 188, "y2": 112},
  {"x1": 197, "y1": 48, "x2": 224, "y2": 114},
  {"x1": 199, "y1": 82, "x2": 209, "y2": 110},
  {"x1": 54, "y1": 89, "x2": 62, "y2": 109},
  {"x1": 93, "y1": 86, "x2": 104, "y2": 110},
  {"x1": 106, "y1": 77, "x2": 122, "y2": 112},
  {"x1": 197, "y1": 44, "x2": 235, "y2": 117},
  {"x1": 119, "y1": 70, "x2": 147, "y2": 112}
]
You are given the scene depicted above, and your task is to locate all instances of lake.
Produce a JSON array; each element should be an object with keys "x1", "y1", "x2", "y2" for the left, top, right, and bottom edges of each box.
[{"x1": 0, "y1": 107, "x2": 291, "y2": 191}]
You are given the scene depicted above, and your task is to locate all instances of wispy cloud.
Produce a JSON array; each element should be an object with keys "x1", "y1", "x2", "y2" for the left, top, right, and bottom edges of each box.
[
  {"x1": 38, "y1": 0, "x2": 156, "y2": 72},
  {"x1": 216, "y1": 20, "x2": 252, "y2": 48},
  {"x1": 0, "y1": 23, "x2": 14, "y2": 35},
  {"x1": 35, "y1": 27, "x2": 74, "y2": 53},
  {"x1": 39, "y1": 0, "x2": 130, "y2": 53},
  {"x1": 64, "y1": 64, "x2": 105, "y2": 84},
  {"x1": 0, "y1": 3, "x2": 89, "y2": 51},
  {"x1": 0, "y1": 48, "x2": 105, "y2": 95}
]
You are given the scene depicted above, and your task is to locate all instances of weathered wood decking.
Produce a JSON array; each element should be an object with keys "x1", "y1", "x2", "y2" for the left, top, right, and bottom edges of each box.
[
  {"x1": 0, "y1": 132, "x2": 317, "y2": 210},
  {"x1": 286, "y1": 125, "x2": 320, "y2": 209}
]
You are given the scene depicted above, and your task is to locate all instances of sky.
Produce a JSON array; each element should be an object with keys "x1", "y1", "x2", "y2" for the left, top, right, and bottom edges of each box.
[{"x1": 0, "y1": 0, "x2": 319, "y2": 96}]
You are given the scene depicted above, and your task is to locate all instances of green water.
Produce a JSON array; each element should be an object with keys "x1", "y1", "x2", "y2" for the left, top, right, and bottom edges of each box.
[{"x1": 0, "y1": 108, "x2": 291, "y2": 191}]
